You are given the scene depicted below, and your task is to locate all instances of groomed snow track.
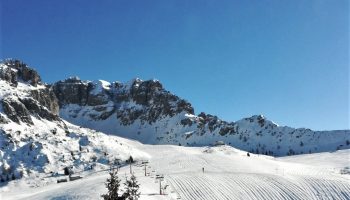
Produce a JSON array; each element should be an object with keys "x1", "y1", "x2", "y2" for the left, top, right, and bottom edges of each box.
[
  {"x1": 2, "y1": 143, "x2": 349, "y2": 200},
  {"x1": 144, "y1": 145, "x2": 350, "y2": 200},
  {"x1": 166, "y1": 173, "x2": 350, "y2": 200}
]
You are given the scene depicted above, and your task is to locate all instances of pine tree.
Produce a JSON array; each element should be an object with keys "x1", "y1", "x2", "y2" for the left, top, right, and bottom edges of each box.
[
  {"x1": 101, "y1": 169, "x2": 122, "y2": 200},
  {"x1": 123, "y1": 173, "x2": 140, "y2": 200},
  {"x1": 128, "y1": 156, "x2": 134, "y2": 163}
]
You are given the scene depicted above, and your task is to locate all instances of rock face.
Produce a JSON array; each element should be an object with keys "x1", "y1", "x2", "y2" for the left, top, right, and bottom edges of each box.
[
  {"x1": 0, "y1": 59, "x2": 60, "y2": 125},
  {"x1": 1, "y1": 96, "x2": 60, "y2": 125},
  {"x1": 0, "y1": 59, "x2": 349, "y2": 156},
  {"x1": 30, "y1": 87, "x2": 59, "y2": 115},
  {"x1": 52, "y1": 78, "x2": 193, "y2": 123},
  {"x1": 53, "y1": 77, "x2": 91, "y2": 106},
  {"x1": 2, "y1": 97, "x2": 34, "y2": 125},
  {"x1": 19, "y1": 97, "x2": 60, "y2": 121},
  {"x1": 0, "y1": 65, "x2": 18, "y2": 87},
  {"x1": 0, "y1": 59, "x2": 41, "y2": 86}
]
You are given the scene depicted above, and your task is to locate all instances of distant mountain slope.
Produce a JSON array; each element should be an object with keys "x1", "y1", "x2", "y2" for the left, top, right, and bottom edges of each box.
[
  {"x1": 0, "y1": 59, "x2": 349, "y2": 162},
  {"x1": 52, "y1": 70, "x2": 349, "y2": 157}
]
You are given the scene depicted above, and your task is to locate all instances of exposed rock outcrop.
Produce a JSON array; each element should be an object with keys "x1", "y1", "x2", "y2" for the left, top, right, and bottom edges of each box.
[
  {"x1": 52, "y1": 78, "x2": 194, "y2": 123},
  {"x1": 2, "y1": 97, "x2": 34, "y2": 125},
  {"x1": 0, "y1": 59, "x2": 41, "y2": 86},
  {"x1": 19, "y1": 97, "x2": 60, "y2": 121},
  {"x1": 0, "y1": 59, "x2": 60, "y2": 124},
  {"x1": 0, "y1": 65, "x2": 18, "y2": 87},
  {"x1": 53, "y1": 77, "x2": 90, "y2": 106},
  {"x1": 31, "y1": 87, "x2": 59, "y2": 115},
  {"x1": 1, "y1": 96, "x2": 60, "y2": 125}
]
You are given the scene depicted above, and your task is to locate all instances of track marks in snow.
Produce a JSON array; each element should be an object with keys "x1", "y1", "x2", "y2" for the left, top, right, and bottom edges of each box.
[
  {"x1": 166, "y1": 173, "x2": 350, "y2": 200},
  {"x1": 144, "y1": 146, "x2": 350, "y2": 200}
]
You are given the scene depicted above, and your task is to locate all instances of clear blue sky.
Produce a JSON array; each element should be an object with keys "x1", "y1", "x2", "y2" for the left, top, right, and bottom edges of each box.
[{"x1": 1, "y1": 0, "x2": 349, "y2": 130}]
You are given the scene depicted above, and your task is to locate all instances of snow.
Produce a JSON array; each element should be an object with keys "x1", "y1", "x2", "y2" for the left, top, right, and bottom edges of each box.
[
  {"x1": 278, "y1": 149, "x2": 350, "y2": 170},
  {"x1": 1, "y1": 165, "x2": 169, "y2": 200},
  {"x1": 90, "y1": 80, "x2": 111, "y2": 95},
  {"x1": 125, "y1": 78, "x2": 143, "y2": 90},
  {"x1": 2, "y1": 144, "x2": 349, "y2": 200}
]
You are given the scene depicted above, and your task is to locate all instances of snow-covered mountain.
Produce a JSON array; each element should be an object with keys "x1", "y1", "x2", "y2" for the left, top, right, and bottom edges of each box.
[
  {"x1": 0, "y1": 59, "x2": 349, "y2": 162},
  {"x1": 0, "y1": 59, "x2": 148, "y2": 183},
  {"x1": 0, "y1": 59, "x2": 349, "y2": 198},
  {"x1": 51, "y1": 65, "x2": 349, "y2": 156}
]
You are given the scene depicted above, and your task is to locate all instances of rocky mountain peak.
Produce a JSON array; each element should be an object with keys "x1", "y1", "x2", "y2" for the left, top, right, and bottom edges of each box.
[
  {"x1": 0, "y1": 59, "x2": 41, "y2": 87},
  {"x1": 53, "y1": 76, "x2": 194, "y2": 123},
  {"x1": 63, "y1": 76, "x2": 82, "y2": 83},
  {"x1": 0, "y1": 59, "x2": 60, "y2": 125}
]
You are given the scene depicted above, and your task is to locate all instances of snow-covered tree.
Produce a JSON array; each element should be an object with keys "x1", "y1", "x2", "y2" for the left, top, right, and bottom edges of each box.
[
  {"x1": 123, "y1": 173, "x2": 140, "y2": 200},
  {"x1": 101, "y1": 169, "x2": 122, "y2": 200}
]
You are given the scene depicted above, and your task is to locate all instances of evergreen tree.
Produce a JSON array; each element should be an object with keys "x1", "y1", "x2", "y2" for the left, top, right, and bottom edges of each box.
[
  {"x1": 128, "y1": 156, "x2": 134, "y2": 163},
  {"x1": 123, "y1": 173, "x2": 140, "y2": 200},
  {"x1": 101, "y1": 169, "x2": 122, "y2": 200}
]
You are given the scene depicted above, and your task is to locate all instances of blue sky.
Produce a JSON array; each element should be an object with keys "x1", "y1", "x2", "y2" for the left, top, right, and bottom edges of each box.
[{"x1": 1, "y1": 0, "x2": 349, "y2": 130}]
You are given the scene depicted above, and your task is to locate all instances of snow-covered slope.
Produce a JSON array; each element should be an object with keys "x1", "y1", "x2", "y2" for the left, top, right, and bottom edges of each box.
[
  {"x1": 2, "y1": 145, "x2": 349, "y2": 200},
  {"x1": 145, "y1": 146, "x2": 350, "y2": 200}
]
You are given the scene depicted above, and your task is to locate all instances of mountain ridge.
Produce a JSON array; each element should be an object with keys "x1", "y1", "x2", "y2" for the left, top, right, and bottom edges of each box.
[{"x1": 1, "y1": 59, "x2": 349, "y2": 158}]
